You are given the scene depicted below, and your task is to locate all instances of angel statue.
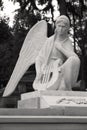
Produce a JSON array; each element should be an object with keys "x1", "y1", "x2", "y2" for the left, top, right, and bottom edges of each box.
[{"x1": 3, "y1": 15, "x2": 80, "y2": 97}]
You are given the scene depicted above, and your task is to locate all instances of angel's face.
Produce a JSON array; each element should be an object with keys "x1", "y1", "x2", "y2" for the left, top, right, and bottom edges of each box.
[{"x1": 55, "y1": 20, "x2": 69, "y2": 35}]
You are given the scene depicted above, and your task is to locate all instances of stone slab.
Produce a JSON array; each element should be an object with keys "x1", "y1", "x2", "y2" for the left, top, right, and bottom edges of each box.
[
  {"x1": 40, "y1": 95, "x2": 87, "y2": 116},
  {"x1": 21, "y1": 90, "x2": 87, "y2": 100},
  {"x1": 18, "y1": 97, "x2": 40, "y2": 109},
  {"x1": 18, "y1": 91, "x2": 87, "y2": 116},
  {"x1": 21, "y1": 91, "x2": 40, "y2": 100}
]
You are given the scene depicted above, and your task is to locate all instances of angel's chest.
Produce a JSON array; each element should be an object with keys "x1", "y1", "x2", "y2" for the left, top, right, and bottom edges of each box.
[{"x1": 50, "y1": 45, "x2": 65, "y2": 60}]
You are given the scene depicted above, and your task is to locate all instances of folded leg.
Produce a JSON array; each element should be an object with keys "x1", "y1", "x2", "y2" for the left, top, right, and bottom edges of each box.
[{"x1": 59, "y1": 56, "x2": 80, "y2": 90}]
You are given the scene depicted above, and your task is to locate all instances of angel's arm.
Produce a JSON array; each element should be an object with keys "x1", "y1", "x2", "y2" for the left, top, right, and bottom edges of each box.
[{"x1": 56, "y1": 39, "x2": 78, "y2": 58}]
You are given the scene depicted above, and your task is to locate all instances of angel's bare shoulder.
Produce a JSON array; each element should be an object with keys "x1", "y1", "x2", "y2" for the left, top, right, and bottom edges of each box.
[{"x1": 65, "y1": 38, "x2": 74, "y2": 51}]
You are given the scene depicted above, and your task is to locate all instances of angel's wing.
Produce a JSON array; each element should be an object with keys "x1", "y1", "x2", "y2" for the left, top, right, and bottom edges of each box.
[{"x1": 3, "y1": 20, "x2": 48, "y2": 97}]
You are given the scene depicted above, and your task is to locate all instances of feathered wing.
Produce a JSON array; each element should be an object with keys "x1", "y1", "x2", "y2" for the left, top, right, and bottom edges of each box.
[{"x1": 3, "y1": 20, "x2": 48, "y2": 97}]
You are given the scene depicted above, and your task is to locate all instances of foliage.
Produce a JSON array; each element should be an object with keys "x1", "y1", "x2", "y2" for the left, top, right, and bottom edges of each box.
[
  {"x1": 0, "y1": 0, "x2": 3, "y2": 10},
  {"x1": 11, "y1": 0, "x2": 87, "y2": 55},
  {"x1": 0, "y1": 18, "x2": 14, "y2": 82}
]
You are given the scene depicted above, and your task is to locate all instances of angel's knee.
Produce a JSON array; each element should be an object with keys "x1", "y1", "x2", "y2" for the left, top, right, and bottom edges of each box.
[
  {"x1": 65, "y1": 56, "x2": 80, "y2": 72},
  {"x1": 70, "y1": 56, "x2": 80, "y2": 66},
  {"x1": 63, "y1": 56, "x2": 80, "y2": 89}
]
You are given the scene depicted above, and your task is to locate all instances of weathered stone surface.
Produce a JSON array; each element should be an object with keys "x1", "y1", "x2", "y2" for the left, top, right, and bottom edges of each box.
[
  {"x1": 21, "y1": 90, "x2": 87, "y2": 100},
  {"x1": 17, "y1": 91, "x2": 87, "y2": 116},
  {"x1": 18, "y1": 97, "x2": 40, "y2": 109}
]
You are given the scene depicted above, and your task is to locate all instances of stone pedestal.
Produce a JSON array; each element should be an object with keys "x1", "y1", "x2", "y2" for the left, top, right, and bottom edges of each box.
[
  {"x1": 18, "y1": 90, "x2": 87, "y2": 116},
  {"x1": 18, "y1": 97, "x2": 40, "y2": 109}
]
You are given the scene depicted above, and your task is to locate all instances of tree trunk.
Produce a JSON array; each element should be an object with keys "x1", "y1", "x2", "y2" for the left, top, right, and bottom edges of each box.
[{"x1": 57, "y1": 0, "x2": 67, "y2": 16}]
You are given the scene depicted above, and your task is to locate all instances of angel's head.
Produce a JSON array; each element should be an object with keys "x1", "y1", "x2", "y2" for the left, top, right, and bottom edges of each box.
[{"x1": 55, "y1": 15, "x2": 70, "y2": 35}]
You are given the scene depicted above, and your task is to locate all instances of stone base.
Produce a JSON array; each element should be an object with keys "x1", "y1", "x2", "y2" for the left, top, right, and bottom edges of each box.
[
  {"x1": 18, "y1": 97, "x2": 40, "y2": 109},
  {"x1": 20, "y1": 90, "x2": 87, "y2": 100},
  {"x1": 18, "y1": 90, "x2": 87, "y2": 116}
]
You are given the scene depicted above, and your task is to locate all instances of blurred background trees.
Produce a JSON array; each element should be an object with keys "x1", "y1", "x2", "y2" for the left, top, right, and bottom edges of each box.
[{"x1": 0, "y1": 0, "x2": 87, "y2": 90}]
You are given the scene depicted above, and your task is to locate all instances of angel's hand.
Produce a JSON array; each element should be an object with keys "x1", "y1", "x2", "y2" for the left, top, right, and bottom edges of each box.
[
  {"x1": 35, "y1": 64, "x2": 47, "y2": 82},
  {"x1": 55, "y1": 59, "x2": 63, "y2": 67},
  {"x1": 36, "y1": 71, "x2": 42, "y2": 82}
]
